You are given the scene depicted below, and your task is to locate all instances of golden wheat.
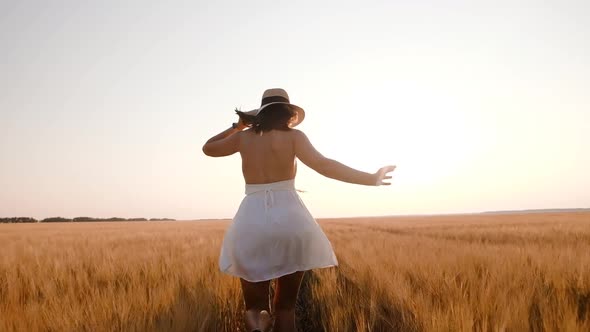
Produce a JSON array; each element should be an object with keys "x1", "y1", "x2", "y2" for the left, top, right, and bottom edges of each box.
[{"x1": 0, "y1": 212, "x2": 589, "y2": 331}]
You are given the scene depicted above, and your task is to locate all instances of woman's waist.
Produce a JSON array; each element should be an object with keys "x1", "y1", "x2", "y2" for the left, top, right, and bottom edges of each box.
[{"x1": 245, "y1": 179, "x2": 296, "y2": 195}]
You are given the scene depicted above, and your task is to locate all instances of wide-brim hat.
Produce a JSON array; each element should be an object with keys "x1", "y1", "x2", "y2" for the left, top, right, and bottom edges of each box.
[{"x1": 244, "y1": 88, "x2": 305, "y2": 127}]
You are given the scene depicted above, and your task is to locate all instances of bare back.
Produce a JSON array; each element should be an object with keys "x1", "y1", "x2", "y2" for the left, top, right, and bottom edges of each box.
[
  {"x1": 238, "y1": 129, "x2": 297, "y2": 184},
  {"x1": 203, "y1": 125, "x2": 391, "y2": 186}
]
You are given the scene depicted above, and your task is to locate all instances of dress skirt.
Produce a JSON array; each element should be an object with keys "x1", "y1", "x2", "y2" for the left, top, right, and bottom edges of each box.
[{"x1": 219, "y1": 179, "x2": 338, "y2": 282}]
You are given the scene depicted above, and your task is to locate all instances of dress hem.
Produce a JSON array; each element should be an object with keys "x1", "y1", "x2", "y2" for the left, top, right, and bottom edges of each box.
[{"x1": 220, "y1": 262, "x2": 339, "y2": 282}]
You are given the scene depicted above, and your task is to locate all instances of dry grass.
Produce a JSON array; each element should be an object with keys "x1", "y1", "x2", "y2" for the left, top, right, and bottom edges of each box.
[{"x1": 1, "y1": 212, "x2": 589, "y2": 331}]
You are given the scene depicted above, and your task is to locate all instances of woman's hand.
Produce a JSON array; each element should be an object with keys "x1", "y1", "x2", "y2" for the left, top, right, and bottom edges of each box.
[
  {"x1": 235, "y1": 117, "x2": 248, "y2": 131},
  {"x1": 374, "y1": 165, "x2": 396, "y2": 186}
]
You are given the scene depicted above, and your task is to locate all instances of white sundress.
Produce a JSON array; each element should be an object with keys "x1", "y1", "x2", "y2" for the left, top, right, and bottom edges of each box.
[{"x1": 219, "y1": 179, "x2": 339, "y2": 282}]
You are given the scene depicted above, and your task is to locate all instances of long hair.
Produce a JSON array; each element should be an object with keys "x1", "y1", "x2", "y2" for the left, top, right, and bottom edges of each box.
[{"x1": 235, "y1": 104, "x2": 296, "y2": 134}]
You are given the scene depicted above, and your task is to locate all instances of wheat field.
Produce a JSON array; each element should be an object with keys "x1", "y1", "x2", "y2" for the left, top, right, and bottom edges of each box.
[{"x1": 1, "y1": 212, "x2": 589, "y2": 331}]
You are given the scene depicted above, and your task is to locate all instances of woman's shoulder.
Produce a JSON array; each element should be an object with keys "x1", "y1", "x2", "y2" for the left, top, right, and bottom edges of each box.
[
  {"x1": 289, "y1": 129, "x2": 309, "y2": 142},
  {"x1": 288, "y1": 128, "x2": 305, "y2": 137}
]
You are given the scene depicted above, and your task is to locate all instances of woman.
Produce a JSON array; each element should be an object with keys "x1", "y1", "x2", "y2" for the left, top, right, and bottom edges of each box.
[{"x1": 202, "y1": 88, "x2": 395, "y2": 332}]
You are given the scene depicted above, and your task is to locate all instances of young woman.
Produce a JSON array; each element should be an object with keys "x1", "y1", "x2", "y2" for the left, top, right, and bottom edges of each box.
[{"x1": 202, "y1": 88, "x2": 395, "y2": 332}]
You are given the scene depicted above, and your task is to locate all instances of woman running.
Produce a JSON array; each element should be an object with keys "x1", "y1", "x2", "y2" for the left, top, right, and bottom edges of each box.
[{"x1": 202, "y1": 88, "x2": 395, "y2": 332}]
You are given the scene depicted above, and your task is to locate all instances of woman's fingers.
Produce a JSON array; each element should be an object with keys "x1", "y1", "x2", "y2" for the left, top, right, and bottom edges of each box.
[
  {"x1": 376, "y1": 165, "x2": 396, "y2": 186},
  {"x1": 385, "y1": 165, "x2": 396, "y2": 173}
]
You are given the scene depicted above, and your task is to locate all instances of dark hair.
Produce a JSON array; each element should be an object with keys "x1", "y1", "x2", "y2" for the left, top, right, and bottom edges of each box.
[{"x1": 236, "y1": 104, "x2": 296, "y2": 134}]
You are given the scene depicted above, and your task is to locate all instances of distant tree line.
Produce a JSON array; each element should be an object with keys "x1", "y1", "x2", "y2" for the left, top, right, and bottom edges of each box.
[
  {"x1": 0, "y1": 217, "x2": 38, "y2": 223},
  {"x1": 0, "y1": 217, "x2": 176, "y2": 223}
]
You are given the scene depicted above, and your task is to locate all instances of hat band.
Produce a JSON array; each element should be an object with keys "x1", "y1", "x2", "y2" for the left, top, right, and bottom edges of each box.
[{"x1": 261, "y1": 95, "x2": 289, "y2": 106}]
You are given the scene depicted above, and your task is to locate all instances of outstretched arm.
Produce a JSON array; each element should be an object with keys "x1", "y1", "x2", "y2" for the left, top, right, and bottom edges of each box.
[{"x1": 293, "y1": 130, "x2": 395, "y2": 186}]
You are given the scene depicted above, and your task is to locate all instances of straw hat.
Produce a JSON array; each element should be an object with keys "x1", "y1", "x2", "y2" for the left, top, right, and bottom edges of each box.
[{"x1": 244, "y1": 88, "x2": 305, "y2": 127}]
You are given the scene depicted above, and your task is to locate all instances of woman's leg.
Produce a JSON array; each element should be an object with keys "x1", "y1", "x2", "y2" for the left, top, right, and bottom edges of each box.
[
  {"x1": 272, "y1": 271, "x2": 305, "y2": 332},
  {"x1": 240, "y1": 278, "x2": 271, "y2": 331}
]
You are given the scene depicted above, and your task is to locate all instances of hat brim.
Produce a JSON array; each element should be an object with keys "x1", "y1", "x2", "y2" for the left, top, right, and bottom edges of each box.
[{"x1": 244, "y1": 102, "x2": 305, "y2": 127}]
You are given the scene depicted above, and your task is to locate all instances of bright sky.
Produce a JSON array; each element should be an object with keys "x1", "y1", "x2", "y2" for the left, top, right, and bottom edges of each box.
[{"x1": 1, "y1": 0, "x2": 588, "y2": 220}]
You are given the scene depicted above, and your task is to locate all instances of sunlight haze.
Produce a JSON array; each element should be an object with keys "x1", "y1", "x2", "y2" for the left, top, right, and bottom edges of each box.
[{"x1": 1, "y1": 0, "x2": 588, "y2": 220}]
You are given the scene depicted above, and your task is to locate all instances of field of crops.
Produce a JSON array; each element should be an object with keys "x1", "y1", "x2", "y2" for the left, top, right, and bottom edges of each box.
[{"x1": 1, "y1": 212, "x2": 589, "y2": 331}]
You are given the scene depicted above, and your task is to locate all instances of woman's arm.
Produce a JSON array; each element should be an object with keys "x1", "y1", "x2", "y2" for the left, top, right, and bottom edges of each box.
[
  {"x1": 293, "y1": 130, "x2": 395, "y2": 186},
  {"x1": 202, "y1": 121, "x2": 247, "y2": 157}
]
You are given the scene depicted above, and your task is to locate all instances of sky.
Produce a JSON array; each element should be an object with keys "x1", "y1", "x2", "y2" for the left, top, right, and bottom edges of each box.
[{"x1": 1, "y1": 0, "x2": 588, "y2": 220}]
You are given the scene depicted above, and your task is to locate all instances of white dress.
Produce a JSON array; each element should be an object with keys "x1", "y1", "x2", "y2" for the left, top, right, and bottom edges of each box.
[{"x1": 219, "y1": 179, "x2": 338, "y2": 282}]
